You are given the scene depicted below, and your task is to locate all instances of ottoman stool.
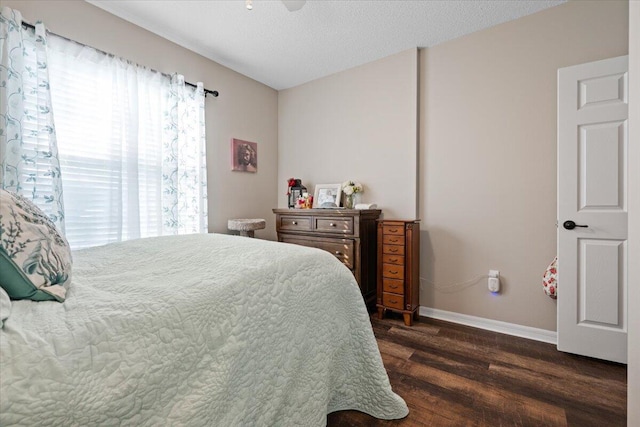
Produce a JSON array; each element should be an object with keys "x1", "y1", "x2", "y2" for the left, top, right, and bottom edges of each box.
[{"x1": 227, "y1": 218, "x2": 266, "y2": 238}]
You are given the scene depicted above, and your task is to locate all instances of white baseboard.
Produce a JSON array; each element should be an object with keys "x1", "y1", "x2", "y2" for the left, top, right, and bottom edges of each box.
[{"x1": 418, "y1": 306, "x2": 557, "y2": 345}]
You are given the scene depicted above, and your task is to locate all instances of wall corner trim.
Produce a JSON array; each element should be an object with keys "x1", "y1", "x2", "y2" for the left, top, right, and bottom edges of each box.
[{"x1": 419, "y1": 306, "x2": 558, "y2": 345}]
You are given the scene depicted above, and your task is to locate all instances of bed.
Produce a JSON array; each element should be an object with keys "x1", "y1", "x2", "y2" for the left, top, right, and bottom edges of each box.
[{"x1": 0, "y1": 233, "x2": 409, "y2": 426}]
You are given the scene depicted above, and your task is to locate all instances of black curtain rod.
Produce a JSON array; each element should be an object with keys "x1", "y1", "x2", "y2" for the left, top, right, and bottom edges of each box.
[
  {"x1": 20, "y1": 21, "x2": 219, "y2": 98},
  {"x1": 184, "y1": 81, "x2": 219, "y2": 98}
]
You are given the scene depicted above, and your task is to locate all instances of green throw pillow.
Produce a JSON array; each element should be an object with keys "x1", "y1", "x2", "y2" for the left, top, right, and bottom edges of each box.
[{"x1": 0, "y1": 189, "x2": 72, "y2": 302}]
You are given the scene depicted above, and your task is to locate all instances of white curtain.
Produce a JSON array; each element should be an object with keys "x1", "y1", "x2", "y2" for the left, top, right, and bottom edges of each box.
[
  {"x1": 0, "y1": 7, "x2": 65, "y2": 233},
  {"x1": 163, "y1": 75, "x2": 207, "y2": 235},
  {"x1": 45, "y1": 29, "x2": 207, "y2": 249}
]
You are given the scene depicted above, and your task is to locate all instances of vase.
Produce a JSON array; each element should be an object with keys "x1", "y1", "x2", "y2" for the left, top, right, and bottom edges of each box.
[{"x1": 345, "y1": 193, "x2": 359, "y2": 209}]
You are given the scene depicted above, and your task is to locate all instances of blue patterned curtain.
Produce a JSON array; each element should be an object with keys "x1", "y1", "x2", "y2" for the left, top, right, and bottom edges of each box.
[
  {"x1": 0, "y1": 7, "x2": 65, "y2": 233},
  {"x1": 162, "y1": 74, "x2": 207, "y2": 234}
]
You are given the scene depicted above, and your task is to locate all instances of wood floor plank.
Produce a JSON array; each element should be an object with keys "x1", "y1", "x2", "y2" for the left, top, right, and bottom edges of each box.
[
  {"x1": 394, "y1": 353, "x2": 568, "y2": 426},
  {"x1": 384, "y1": 324, "x2": 623, "y2": 387},
  {"x1": 406, "y1": 345, "x2": 625, "y2": 412},
  {"x1": 408, "y1": 348, "x2": 624, "y2": 427},
  {"x1": 386, "y1": 371, "x2": 486, "y2": 427},
  {"x1": 377, "y1": 338, "x2": 415, "y2": 360},
  {"x1": 488, "y1": 362, "x2": 626, "y2": 413},
  {"x1": 327, "y1": 315, "x2": 626, "y2": 427}
]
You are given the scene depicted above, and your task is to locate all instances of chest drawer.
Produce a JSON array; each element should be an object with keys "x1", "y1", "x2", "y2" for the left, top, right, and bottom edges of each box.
[
  {"x1": 382, "y1": 254, "x2": 404, "y2": 265},
  {"x1": 383, "y1": 278, "x2": 404, "y2": 294},
  {"x1": 315, "y1": 240, "x2": 354, "y2": 269},
  {"x1": 383, "y1": 235, "x2": 404, "y2": 245},
  {"x1": 280, "y1": 215, "x2": 312, "y2": 231},
  {"x1": 314, "y1": 217, "x2": 354, "y2": 235},
  {"x1": 382, "y1": 292, "x2": 404, "y2": 310},
  {"x1": 382, "y1": 263, "x2": 404, "y2": 280},
  {"x1": 383, "y1": 224, "x2": 405, "y2": 236},
  {"x1": 382, "y1": 244, "x2": 405, "y2": 256},
  {"x1": 280, "y1": 235, "x2": 354, "y2": 270}
]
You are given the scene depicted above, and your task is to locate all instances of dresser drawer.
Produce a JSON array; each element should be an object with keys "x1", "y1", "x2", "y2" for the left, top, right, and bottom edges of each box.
[
  {"x1": 280, "y1": 215, "x2": 312, "y2": 231},
  {"x1": 382, "y1": 292, "x2": 404, "y2": 310},
  {"x1": 280, "y1": 235, "x2": 354, "y2": 270},
  {"x1": 382, "y1": 254, "x2": 404, "y2": 265},
  {"x1": 382, "y1": 263, "x2": 404, "y2": 280},
  {"x1": 315, "y1": 240, "x2": 354, "y2": 269},
  {"x1": 314, "y1": 217, "x2": 354, "y2": 235},
  {"x1": 383, "y1": 224, "x2": 405, "y2": 236},
  {"x1": 383, "y1": 278, "x2": 404, "y2": 295},
  {"x1": 382, "y1": 244, "x2": 405, "y2": 256},
  {"x1": 383, "y1": 235, "x2": 404, "y2": 245}
]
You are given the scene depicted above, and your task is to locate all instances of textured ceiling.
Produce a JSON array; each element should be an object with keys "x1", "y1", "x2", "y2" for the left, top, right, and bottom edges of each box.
[{"x1": 87, "y1": 0, "x2": 566, "y2": 90}]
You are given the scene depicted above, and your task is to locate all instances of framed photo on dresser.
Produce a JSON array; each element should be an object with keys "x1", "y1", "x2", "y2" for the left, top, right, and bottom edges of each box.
[{"x1": 313, "y1": 184, "x2": 342, "y2": 208}]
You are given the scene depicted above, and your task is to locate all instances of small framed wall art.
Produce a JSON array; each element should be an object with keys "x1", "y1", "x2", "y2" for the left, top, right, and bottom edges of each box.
[{"x1": 231, "y1": 138, "x2": 258, "y2": 173}]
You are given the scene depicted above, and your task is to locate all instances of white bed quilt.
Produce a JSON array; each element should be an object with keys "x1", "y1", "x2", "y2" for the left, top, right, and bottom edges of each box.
[{"x1": 0, "y1": 234, "x2": 408, "y2": 426}]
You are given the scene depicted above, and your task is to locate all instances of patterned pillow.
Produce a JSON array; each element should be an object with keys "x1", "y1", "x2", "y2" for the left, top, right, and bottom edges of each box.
[{"x1": 0, "y1": 189, "x2": 72, "y2": 302}]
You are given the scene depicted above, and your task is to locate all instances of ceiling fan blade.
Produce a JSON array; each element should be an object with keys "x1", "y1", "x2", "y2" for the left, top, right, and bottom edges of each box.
[{"x1": 281, "y1": 0, "x2": 306, "y2": 12}]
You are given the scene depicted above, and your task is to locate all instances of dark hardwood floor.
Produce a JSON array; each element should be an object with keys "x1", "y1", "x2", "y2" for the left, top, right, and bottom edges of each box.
[{"x1": 328, "y1": 313, "x2": 627, "y2": 427}]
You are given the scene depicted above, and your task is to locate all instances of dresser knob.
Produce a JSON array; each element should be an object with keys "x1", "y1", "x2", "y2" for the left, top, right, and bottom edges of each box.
[
  {"x1": 292, "y1": 221, "x2": 297, "y2": 225},
  {"x1": 335, "y1": 251, "x2": 342, "y2": 255},
  {"x1": 330, "y1": 222, "x2": 336, "y2": 227},
  {"x1": 389, "y1": 270, "x2": 398, "y2": 275}
]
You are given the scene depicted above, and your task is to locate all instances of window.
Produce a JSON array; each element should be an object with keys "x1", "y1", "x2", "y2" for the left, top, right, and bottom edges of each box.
[{"x1": 46, "y1": 36, "x2": 206, "y2": 249}]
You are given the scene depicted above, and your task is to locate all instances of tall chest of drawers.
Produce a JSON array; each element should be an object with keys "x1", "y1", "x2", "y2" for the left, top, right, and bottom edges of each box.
[
  {"x1": 376, "y1": 220, "x2": 420, "y2": 326},
  {"x1": 273, "y1": 208, "x2": 381, "y2": 308}
]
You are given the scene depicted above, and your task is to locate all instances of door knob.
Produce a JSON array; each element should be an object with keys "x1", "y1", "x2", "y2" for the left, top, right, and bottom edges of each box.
[{"x1": 563, "y1": 220, "x2": 588, "y2": 230}]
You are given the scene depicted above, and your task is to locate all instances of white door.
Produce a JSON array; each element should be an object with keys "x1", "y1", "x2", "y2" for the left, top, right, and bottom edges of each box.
[{"x1": 557, "y1": 55, "x2": 628, "y2": 363}]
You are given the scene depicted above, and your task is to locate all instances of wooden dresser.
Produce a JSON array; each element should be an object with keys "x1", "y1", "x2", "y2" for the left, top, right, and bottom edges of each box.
[
  {"x1": 273, "y1": 208, "x2": 381, "y2": 307},
  {"x1": 377, "y1": 220, "x2": 420, "y2": 326}
]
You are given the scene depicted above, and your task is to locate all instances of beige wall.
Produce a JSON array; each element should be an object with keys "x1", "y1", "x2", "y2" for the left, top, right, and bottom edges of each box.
[
  {"x1": 4, "y1": 0, "x2": 279, "y2": 239},
  {"x1": 628, "y1": 1, "x2": 639, "y2": 425},
  {"x1": 420, "y1": 0, "x2": 629, "y2": 331},
  {"x1": 278, "y1": 49, "x2": 418, "y2": 219}
]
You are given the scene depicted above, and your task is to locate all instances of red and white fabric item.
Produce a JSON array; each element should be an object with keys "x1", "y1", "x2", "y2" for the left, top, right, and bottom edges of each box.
[{"x1": 542, "y1": 257, "x2": 558, "y2": 299}]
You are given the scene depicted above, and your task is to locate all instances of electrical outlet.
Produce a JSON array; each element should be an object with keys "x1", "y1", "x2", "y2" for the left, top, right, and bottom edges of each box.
[{"x1": 488, "y1": 270, "x2": 500, "y2": 293}]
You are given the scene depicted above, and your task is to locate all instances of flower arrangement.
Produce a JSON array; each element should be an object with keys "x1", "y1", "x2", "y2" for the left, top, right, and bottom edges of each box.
[
  {"x1": 342, "y1": 180, "x2": 363, "y2": 209},
  {"x1": 342, "y1": 180, "x2": 363, "y2": 196}
]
